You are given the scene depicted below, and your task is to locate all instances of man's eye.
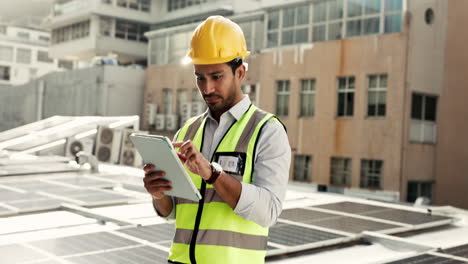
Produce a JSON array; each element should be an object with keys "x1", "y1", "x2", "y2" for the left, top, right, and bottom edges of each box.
[
  {"x1": 213, "y1": 75, "x2": 222, "y2": 80},
  {"x1": 197, "y1": 77, "x2": 205, "y2": 81}
]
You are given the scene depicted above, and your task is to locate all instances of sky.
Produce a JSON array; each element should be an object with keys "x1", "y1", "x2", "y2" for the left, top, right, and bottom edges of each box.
[{"x1": 0, "y1": 0, "x2": 54, "y2": 23}]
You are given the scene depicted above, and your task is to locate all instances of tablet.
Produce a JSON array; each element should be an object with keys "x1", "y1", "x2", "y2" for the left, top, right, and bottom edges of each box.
[{"x1": 129, "y1": 133, "x2": 202, "y2": 201}]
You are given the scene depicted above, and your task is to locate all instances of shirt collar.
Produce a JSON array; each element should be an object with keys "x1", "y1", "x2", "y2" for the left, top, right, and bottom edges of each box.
[{"x1": 207, "y1": 95, "x2": 251, "y2": 121}]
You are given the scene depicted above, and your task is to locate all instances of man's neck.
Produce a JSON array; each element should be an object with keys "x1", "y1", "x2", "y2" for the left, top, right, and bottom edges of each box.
[{"x1": 211, "y1": 94, "x2": 244, "y2": 123}]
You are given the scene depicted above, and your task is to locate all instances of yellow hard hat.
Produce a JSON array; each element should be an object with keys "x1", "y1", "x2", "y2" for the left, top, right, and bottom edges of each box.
[{"x1": 184, "y1": 16, "x2": 250, "y2": 65}]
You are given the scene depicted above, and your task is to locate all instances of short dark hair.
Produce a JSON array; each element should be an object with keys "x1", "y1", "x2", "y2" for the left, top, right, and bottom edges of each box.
[{"x1": 226, "y1": 58, "x2": 243, "y2": 74}]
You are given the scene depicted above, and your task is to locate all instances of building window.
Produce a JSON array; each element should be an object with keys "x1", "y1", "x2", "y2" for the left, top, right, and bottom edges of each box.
[
  {"x1": 168, "y1": 0, "x2": 208, "y2": 12},
  {"x1": 384, "y1": 0, "x2": 403, "y2": 33},
  {"x1": 294, "y1": 155, "x2": 312, "y2": 182},
  {"x1": 117, "y1": 0, "x2": 151, "y2": 12},
  {"x1": 0, "y1": 65, "x2": 10, "y2": 81},
  {"x1": 267, "y1": 4, "x2": 309, "y2": 47},
  {"x1": 16, "y1": 48, "x2": 31, "y2": 64},
  {"x1": 410, "y1": 93, "x2": 437, "y2": 143},
  {"x1": 331, "y1": 157, "x2": 351, "y2": 186},
  {"x1": 52, "y1": 20, "x2": 90, "y2": 44},
  {"x1": 0, "y1": 25, "x2": 6, "y2": 34},
  {"x1": 100, "y1": 17, "x2": 112, "y2": 36},
  {"x1": 38, "y1": 35, "x2": 50, "y2": 43},
  {"x1": 360, "y1": 159, "x2": 383, "y2": 189},
  {"x1": 367, "y1": 74, "x2": 387, "y2": 117},
  {"x1": 407, "y1": 181, "x2": 432, "y2": 203},
  {"x1": 37, "y1": 51, "x2": 53, "y2": 63},
  {"x1": 115, "y1": 20, "x2": 149, "y2": 43},
  {"x1": 276, "y1": 80, "x2": 290, "y2": 116},
  {"x1": 267, "y1": 0, "x2": 403, "y2": 47},
  {"x1": 300, "y1": 79, "x2": 315, "y2": 117},
  {"x1": 58, "y1": 60, "x2": 73, "y2": 70},
  {"x1": 17, "y1": 31, "x2": 30, "y2": 39},
  {"x1": 163, "y1": 89, "x2": 173, "y2": 114},
  {"x1": 0, "y1": 45, "x2": 13, "y2": 62},
  {"x1": 337, "y1": 76, "x2": 355, "y2": 117}
]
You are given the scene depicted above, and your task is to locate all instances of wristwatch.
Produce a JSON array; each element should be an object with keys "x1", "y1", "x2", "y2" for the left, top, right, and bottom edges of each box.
[{"x1": 206, "y1": 162, "x2": 223, "y2": 184}]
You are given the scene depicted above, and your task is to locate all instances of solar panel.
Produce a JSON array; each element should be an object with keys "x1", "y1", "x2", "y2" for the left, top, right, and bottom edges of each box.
[
  {"x1": 0, "y1": 188, "x2": 28, "y2": 201},
  {"x1": 363, "y1": 209, "x2": 451, "y2": 226},
  {"x1": 444, "y1": 244, "x2": 468, "y2": 258},
  {"x1": 268, "y1": 222, "x2": 345, "y2": 246},
  {"x1": 384, "y1": 254, "x2": 465, "y2": 264},
  {"x1": 0, "y1": 164, "x2": 79, "y2": 176},
  {"x1": 0, "y1": 244, "x2": 49, "y2": 264},
  {"x1": 313, "y1": 201, "x2": 389, "y2": 214},
  {"x1": 280, "y1": 208, "x2": 401, "y2": 234},
  {"x1": 28, "y1": 232, "x2": 138, "y2": 256},
  {"x1": 2, "y1": 180, "x2": 66, "y2": 192},
  {"x1": 65, "y1": 245, "x2": 169, "y2": 264},
  {"x1": 122, "y1": 183, "x2": 147, "y2": 193},
  {"x1": 8, "y1": 198, "x2": 64, "y2": 212},
  {"x1": 279, "y1": 208, "x2": 341, "y2": 223},
  {"x1": 117, "y1": 224, "x2": 175, "y2": 243},
  {"x1": 48, "y1": 177, "x2": 116, "y2": 188}
]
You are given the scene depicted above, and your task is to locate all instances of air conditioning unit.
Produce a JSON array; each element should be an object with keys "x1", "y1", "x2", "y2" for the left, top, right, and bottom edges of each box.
[
  {"x1": 155, "y1": 114, "x2": 165, "y2": 131},
  {"x1": 95, "y1": 126, "x2": 123, "y2": 164},
  {"x1": 191, "y1": 102, "x2": 206, "y2": 116},
  {"x1": 146, "y1": 103, "x2": 157, "y2": 125},
  {"x1": 65, "y1": 137, "x2": 94, "y2": 158},
  {"x1": 180, "y1": 102, "x2": 192, "y2": 126},
  {"x1": 119, "y1": 129, "x2": 148, "y2": 167},
  {"x1": 166, "y1": 114, "x2": 179, "y2": 131}
]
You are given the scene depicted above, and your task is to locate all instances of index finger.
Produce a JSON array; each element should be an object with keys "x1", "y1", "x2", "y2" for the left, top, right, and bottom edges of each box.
[
  {"x1": 172, "y1": 141, "x2": 184, "y2": 148},
  {"x1": 143, "y1": 163, "x2": 155, "y2": 173}
]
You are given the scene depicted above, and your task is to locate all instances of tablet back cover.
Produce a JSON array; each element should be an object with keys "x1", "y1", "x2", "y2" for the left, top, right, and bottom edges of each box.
[{"x1": 130, "y1": 134, "x2": 201, "y2": 201}]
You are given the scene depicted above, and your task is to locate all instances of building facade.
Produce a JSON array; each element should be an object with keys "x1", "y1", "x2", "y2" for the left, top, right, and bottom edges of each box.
[
  {"x1": 0, "y1": 23, "x2": 70, "y2": 87},
  {"x1": 142, "y1": 0, "x2": 468, "y2": 209},
  {"x1": 44, "y1": 0, "x2": 156, "y2": 65}
]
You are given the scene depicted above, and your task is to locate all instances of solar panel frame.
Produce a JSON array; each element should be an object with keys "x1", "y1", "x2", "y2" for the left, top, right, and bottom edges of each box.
[
  {"x1": 0, "y1": 244, "x2": 50, "y2": 264},
  {"x1": 383, "y1": 253, "x2": 466, "y2": 264},
  {"x1": 64, "y1": 245, "x2": 169, "y2": 264},
  {"x1": 116, "y1": 224, "x2": 176, "y2": 243},
  {"x1": 28, "y1": 232, "x2": 139, "y2": 257}
]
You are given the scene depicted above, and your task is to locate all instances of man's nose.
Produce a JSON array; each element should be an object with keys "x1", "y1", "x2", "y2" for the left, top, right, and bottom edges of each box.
[{"x1": 203, "y1": 79, "x2": 216, "y2": 95}]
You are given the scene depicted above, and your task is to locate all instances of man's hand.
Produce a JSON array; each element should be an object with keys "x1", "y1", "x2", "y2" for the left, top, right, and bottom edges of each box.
[
  {"x1": 173, "y1": 140, "x2": 211, "y2": 180},
  {"x1": 143, "y1": 163, "x2": 172, "y2": 199}
]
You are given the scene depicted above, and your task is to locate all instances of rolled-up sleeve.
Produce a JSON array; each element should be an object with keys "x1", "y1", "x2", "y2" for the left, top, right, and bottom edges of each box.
[{"x1": 233, "y1": 119, "x2": 291, "y2": 227}]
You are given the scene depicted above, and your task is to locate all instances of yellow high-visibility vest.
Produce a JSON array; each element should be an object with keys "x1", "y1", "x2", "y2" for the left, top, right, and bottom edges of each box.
[{"x1": 168, "y1": 104, "x2": 281, "y2": 264}]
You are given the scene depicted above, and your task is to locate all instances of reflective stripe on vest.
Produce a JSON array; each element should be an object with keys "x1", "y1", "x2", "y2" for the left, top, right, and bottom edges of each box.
[{"x1": 168, "y1": 105, "x2": 276, "y2": 264}]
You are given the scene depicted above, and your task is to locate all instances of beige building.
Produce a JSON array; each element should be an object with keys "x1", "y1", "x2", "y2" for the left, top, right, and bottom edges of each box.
[{"x1": 143, "y1": 0, "x2": 468, "y2": 209}]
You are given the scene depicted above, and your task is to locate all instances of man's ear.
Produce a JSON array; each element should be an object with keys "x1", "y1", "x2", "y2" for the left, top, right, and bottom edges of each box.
[{"x1": 236, "y1": 64, "x2": 246, "y2": 81}]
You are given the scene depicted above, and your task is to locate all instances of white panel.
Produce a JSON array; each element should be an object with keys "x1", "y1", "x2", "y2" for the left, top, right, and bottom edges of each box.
[
  {"x1": 95, "y1": 126, "x2": 122, "y2": 164},
  {"x1": 155, "y1": 114, "x2": 165, "y2": 131}
]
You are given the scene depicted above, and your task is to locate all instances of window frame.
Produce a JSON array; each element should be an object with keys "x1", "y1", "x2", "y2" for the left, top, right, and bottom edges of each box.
[
  {"x1": 366, "y1": 73, "x2": 387, "y2": 118},
  {"x1": 299, "y1": 79, "x2": 316, "y2": 117},
  {"x1": 336, "y1": 76, "x2": 355, "y2": 117},
  {"x1": 330, "y1": 157, "x2": 352, "y2": 187},
  {"x1": 293, "y1": 155, "x2": 312, "y2": 182},
  {"x1": 276, "y1": 80, "x2": 290, "y2": 117},
  {"x1": 360, "y1": 159, "x2": 384, "y2": 190}
]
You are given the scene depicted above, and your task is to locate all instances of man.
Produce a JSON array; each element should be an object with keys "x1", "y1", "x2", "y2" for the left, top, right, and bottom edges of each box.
[{"x1": 143, "y1": 16, "x2": 291, "y2": 264}]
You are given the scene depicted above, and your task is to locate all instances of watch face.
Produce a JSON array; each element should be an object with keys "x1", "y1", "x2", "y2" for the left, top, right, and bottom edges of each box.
[{"x1": 211, "y1": 162, "x2": 223, "y2": 172}]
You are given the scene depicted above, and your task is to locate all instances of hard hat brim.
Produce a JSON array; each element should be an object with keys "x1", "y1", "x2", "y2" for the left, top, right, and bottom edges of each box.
[{"x1": 182, "y1": 51, "x2": 251, "y2": 65}]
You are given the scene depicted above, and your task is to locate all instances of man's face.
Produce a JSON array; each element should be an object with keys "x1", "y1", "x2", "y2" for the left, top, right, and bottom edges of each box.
[{"x1": 194, "y1": 63, "x2": 244, "y2": 113}]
